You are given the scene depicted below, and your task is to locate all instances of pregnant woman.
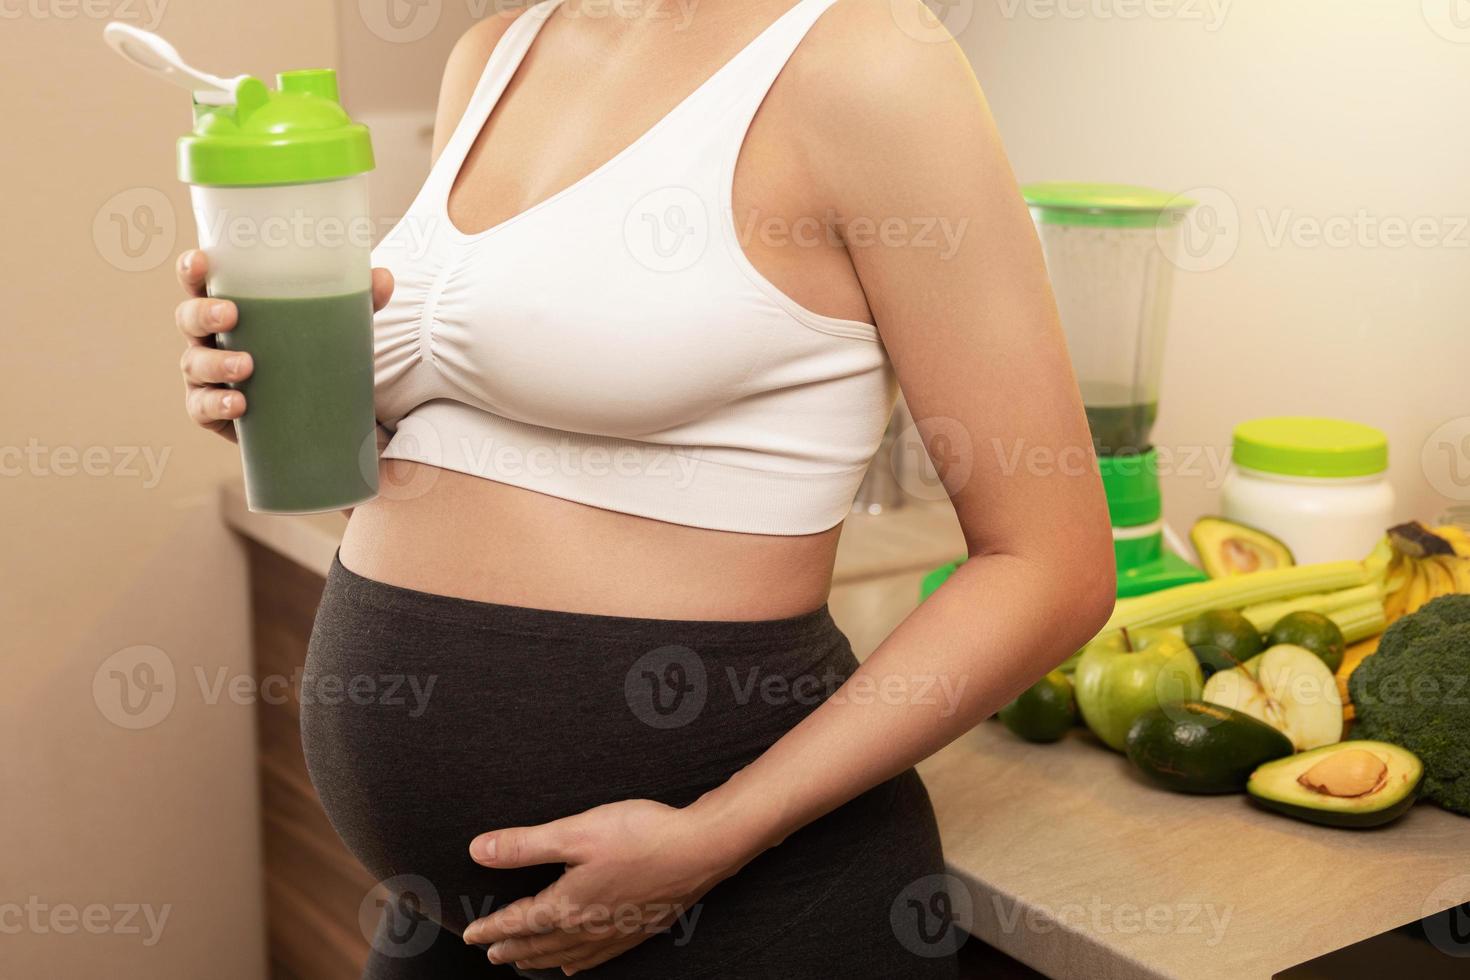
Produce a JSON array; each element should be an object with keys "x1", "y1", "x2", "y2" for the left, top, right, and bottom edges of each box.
[{"x1": 174, "y1": 0, "x2": 1114, "y2": 975}]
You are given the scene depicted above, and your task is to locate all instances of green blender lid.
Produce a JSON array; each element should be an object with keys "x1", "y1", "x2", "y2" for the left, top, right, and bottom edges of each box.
[
  {"x1": 1098, "y1": 450, "x2": 1162, "y2": 527},
  {"x1": 1232, "y1": 417, "x2": 1389, "y2": 479},
  {"x1": 104, "y1": 23, "x2": 373, "y2": 187},
  {"x1": 1022, "y1": 182, "x2": 1196, "y2": 228}
]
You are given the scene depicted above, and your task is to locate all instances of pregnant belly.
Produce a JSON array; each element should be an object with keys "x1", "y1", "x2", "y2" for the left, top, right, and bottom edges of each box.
[{"x1": 300, "y1": 555, "x2": 858, "y2": 939}]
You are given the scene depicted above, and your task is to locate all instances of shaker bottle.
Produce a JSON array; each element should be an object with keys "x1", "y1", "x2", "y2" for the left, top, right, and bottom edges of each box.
[{"x1": 105, "y1": 24, "x2": 379, "y2": 513}]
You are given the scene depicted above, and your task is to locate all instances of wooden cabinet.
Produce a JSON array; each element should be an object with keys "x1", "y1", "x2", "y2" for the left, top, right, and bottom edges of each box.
[{"x1": 245, "y1": 541, "x2": 378, "y2": 980}]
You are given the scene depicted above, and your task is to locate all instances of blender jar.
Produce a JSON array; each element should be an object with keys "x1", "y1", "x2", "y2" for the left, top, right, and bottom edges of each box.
[{"x1": 1022, "y1": 183, "x2": 1194, "y2": 456}]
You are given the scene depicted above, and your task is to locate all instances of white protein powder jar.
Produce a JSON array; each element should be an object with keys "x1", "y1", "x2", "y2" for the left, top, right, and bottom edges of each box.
[{"x1": 1221, "y1": 417, "x2": 1395, "y2": 565}]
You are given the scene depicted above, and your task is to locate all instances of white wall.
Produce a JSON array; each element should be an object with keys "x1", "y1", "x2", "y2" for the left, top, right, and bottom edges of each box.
[{"x1": 947, "y1": 0, "x2": 1470, "y2": 532}]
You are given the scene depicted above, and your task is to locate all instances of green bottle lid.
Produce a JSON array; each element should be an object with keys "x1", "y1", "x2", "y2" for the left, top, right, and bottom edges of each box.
[
  {"x1": 1098, "y1": 450, "x2": 1163, "y2": 527},
  {"x1": 178, "y1": 69, "x2": 374, "y2": 187},
  {"x1": 1232, "y1": 417, "x2": 1389, "y2": 479},
  {"x1": 1022, "y1": 182, "x2": 1195, "y2": 229}
]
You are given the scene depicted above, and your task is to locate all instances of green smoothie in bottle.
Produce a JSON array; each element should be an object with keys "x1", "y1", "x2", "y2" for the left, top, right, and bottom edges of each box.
[{"x1": 106, "y1": 23, "x2": 379, "y2": 513}]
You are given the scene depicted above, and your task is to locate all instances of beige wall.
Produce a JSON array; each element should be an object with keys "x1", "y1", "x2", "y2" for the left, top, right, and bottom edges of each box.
[
  {"x1": 0, "y1": 3, "x2": 340, "y2": 977},
  {"x1": 948, "y1": 0, "x2": 1470, "y2": 532}
]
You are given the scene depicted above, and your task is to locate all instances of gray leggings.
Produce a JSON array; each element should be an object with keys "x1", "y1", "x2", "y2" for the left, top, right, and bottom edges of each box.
[{"x1": 303, "y1": 554, "x2": 959, "y2": 979}]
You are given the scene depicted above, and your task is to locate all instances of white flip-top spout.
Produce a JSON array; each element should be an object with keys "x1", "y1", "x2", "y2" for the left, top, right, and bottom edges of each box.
[{"x1": 103, "y1": 22, "x2": 249, "y2": 105}]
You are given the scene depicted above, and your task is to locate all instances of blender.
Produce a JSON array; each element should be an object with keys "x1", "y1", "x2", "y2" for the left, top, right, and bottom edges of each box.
[{"x1": 1023, "y1": 182, "x2": 1207, "y2": 597}]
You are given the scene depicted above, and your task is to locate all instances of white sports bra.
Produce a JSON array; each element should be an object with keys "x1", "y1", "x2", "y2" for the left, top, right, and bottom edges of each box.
[{"x1": 372, "y1": 0, "x2": 897, "y2": 535}]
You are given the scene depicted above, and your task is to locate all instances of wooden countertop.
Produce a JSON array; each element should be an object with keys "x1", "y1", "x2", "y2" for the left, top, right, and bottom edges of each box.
[
  {"x1": 219, "y1": 484, "x2": 967, "y2": 586},
  {"x1": 916, "y1": 723, "x2": 1470, "y2": 979}
]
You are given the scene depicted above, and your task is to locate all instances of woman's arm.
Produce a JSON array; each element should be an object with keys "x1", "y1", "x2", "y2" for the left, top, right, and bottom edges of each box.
[
  {"x1": 463, "y1": 3, "x2": 1115, "y2": 972},
  {"x1": 688, "y1": 0, "x2": 1117, "y2": 851}
]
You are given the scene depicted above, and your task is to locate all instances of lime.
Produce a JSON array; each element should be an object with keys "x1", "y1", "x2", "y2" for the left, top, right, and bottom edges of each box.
[
  {"x1": 1183, "y1": 609, "x2": 1265, "y2": 678},
  {"x1": 998, "y1": 670, "x2": 1076, "y2": 743},
  {"x1": 1268, "y1": 611, "x2": 1346, "y2": 672}
]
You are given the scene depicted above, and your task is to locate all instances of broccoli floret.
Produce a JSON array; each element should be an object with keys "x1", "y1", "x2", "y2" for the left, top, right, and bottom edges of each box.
[{"x1": 1349, "y1": 594, "x2": 1470, "y2": 816}]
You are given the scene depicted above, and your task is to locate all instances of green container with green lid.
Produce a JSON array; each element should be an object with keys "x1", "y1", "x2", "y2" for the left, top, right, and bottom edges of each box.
[{"x1": 106, "y1": 22, "x2": 379, "y2": 514}]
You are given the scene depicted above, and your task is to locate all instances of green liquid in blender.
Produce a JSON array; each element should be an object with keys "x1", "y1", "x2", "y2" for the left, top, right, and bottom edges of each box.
[
  {"x1": 216, "y1": 291, "x2": 378, "y2": 513},
  {"x1": 1085, "y1": 402, "x2": 1158, "y2": 456}
]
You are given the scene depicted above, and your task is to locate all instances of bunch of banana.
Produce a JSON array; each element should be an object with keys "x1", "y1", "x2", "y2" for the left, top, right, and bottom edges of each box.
[
  {"x1": 1382, "y1": 521, "x2": 1470, "y2": 623},
  {"x1": 1338, "y1": 522, "x2": 1468, "y2": 722}
]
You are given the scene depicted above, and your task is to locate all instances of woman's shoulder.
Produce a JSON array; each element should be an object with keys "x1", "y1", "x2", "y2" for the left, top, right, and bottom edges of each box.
[{"x1": 774, "y1": 0, "x2": 987, "y2": 162}]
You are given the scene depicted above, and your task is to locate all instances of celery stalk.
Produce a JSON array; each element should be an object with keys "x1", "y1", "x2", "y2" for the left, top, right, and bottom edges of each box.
[
  {"x1": 1329, "y1": 600, "x2": 1387, "y2": 644},
  {"x1": 1239, "y1": 583, "x2": 1385, "y2": 634},
  {"x1": 1101, "y1": 560, "x2": 1376, "y2": 634}
]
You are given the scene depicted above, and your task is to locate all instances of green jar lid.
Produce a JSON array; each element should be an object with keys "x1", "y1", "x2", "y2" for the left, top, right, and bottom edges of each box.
[
  {"x1": 178, "y1": 70, "x2": 374, "y2": 186},
  {"x1": 1232, "y1": 417, "x2": 1388, "y2": 479},
  {"x1": 1098, "y1": 450, "x2": 1162, "y2": 527},
  {"x1": 1022, "y1": 182, "x2": 1195, "y2": 228}
]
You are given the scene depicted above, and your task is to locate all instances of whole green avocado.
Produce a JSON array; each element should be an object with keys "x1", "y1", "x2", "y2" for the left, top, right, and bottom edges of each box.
[{"x1": 1349, "y1": 594, "x2": 1470, "y2": 817}]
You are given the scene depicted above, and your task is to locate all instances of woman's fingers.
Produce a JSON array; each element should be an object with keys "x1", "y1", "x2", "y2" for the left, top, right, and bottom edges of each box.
[
  {"x1": 464, "y1": 893, "x2": 558, "y2": 947},
  {"x1": 185, "y1": 384, "x2": 245, "y2": 427},
  {"x1": 487, "y1": 928, "x2": 596, "y2": 968},
  {"x1": 177, "y1": 250, "x2": 208, "y2": 297},
  {"x1": 469, "y1": 815, "x2": 584, "y2": 870},
  {"x1": 180, "y1": 345, "x2": 252, "y2": 386},
  {"x1": 176, "y1": 296, "x2": 237, "y2": 340},
  {"x1": 372, "y1": 266, "x2": 394, "y2": 313},
  {"x1": 559, "y1": 932, "x2": 645, "y2": 975}
]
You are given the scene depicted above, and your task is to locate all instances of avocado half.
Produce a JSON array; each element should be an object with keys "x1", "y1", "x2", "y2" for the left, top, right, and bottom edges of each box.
[
  {"x1": 1191, "y1": 516, "x2": 1294, "y2": 578},
  {"x1": 1247, "y1": 741, "x2": 1422, "y2": 828}
]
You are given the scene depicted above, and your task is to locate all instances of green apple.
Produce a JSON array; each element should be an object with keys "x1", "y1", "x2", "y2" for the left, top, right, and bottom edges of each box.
[
  {"x1": 1201, "y1": 643, "x2": 1343, "y2": 751},
  {"x1": 1074, "y1": 627, "x2": 1203, "y2": 752}
]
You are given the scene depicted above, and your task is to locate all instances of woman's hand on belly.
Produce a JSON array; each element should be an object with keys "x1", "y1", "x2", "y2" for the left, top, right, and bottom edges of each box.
[{"x1": 462, "y1": 797, "x2": 755, "y2": 974}]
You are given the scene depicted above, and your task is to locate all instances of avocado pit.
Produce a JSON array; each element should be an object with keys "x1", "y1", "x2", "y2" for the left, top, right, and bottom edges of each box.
[{"x1": 1297, "y1": 748, "x2": 1388, "y2": 798}]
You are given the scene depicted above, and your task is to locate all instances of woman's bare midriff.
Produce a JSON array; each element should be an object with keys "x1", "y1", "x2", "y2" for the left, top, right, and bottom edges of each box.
[{"x1": 339, "y1": 460, "x2": 842, "y2": 620}]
